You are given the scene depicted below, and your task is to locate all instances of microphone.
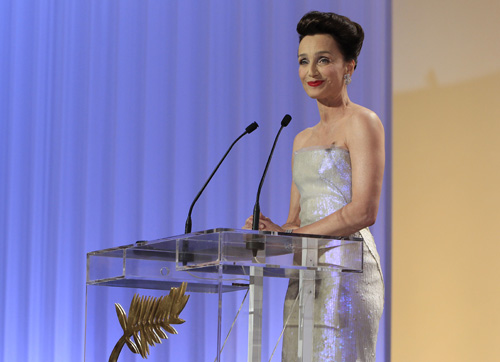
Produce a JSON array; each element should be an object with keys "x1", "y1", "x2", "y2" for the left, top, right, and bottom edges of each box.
[
  {"x1": 184, "y1": 121, "x2": 259, "y2": 234},
  {"x1": 248, "y1": 114, "x2": 292, "y2": 256}
]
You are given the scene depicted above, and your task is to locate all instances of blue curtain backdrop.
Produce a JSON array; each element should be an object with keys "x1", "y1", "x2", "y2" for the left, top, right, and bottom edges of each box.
[{"x1": 0, "y1": 0, "x2": 391, "y2": 361}]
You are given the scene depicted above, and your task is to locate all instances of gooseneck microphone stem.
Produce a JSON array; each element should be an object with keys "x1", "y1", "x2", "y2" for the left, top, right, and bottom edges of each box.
[
  {"x1": 252, "y1": 114, "x2": 292, "y2": 231},
  {"x1": 252, "y1": 127, "x2": 284, "y2": 230},
  {"x1": 185, "y1": 122, "x2": 259, "y2": 234}
]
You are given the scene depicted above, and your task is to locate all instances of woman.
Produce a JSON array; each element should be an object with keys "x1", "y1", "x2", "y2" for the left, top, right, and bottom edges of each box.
[{"x1": 244, "y1": 11, "x2": 385, "y2": 361}]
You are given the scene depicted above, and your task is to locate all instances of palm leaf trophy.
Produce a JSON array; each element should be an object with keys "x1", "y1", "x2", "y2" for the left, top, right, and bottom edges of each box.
[{"x1": 109, "y1": 282, "x2": 190, "y2": 361}]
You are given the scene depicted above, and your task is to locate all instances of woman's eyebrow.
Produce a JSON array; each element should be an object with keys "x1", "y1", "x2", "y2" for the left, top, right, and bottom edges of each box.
[{"x1": 298, "y1": 50, "x2": 332, "y2": 57}]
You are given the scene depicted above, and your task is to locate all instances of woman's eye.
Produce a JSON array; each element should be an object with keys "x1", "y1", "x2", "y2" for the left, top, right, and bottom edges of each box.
[
  {"x1": 299, "y1": 58, "x2": 308, "y2": 65},
  {"x1": 318, "y1": 57, "x2": 330, "y2": 64}
]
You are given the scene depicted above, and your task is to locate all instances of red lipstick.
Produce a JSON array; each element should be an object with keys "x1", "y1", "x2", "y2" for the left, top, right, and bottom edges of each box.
[{"x1": 307, "y1": 80, "x2": 324, "y2": 87}]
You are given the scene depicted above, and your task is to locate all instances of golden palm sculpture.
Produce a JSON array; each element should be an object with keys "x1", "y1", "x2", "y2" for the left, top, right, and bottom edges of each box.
[{"x1": 109, "y1": 282, "x2": 190, "y2": 362}]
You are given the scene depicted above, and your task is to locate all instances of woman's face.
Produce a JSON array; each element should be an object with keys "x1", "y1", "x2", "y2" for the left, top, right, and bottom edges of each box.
[{"x1": 298, "y1": 34, "x2": 350, "y2": 101}]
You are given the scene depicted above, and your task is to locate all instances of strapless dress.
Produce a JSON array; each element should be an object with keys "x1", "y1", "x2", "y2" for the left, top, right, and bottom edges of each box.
[{"x1": 281, "y1": 146, "x2": 384, "y2": 362}]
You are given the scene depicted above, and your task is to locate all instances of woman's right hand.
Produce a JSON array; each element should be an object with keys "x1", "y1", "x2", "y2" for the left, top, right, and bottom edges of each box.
[
  {"x1": 242, "y1": 214, "x2": 264, "y2": 230},
  {"x1": 242, "y1": 213, "x2": 287, "y2": 232}
]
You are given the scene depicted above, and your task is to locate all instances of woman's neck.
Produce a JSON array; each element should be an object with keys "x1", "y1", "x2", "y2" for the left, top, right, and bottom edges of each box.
[{"x1": 316, "y1": 92, "x2": 351, "y2": 125}]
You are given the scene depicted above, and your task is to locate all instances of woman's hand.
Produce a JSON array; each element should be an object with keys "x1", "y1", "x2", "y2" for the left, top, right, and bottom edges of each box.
[
  {"x1": 242, "y1": 213, "x2": 285, "y2": 232},
  {"x1": 242, "y1": 214, "x2": 260, "y2": 230}
]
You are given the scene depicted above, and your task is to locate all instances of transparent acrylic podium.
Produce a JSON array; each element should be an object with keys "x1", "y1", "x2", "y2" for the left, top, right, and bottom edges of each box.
[{"x1": 86, "y1": 228, "x2": 363, "y2": 361}]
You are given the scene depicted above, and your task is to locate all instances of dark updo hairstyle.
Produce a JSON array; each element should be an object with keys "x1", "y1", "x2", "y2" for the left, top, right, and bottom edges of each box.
[{"x1": 297, "y1": 11, "x2": 364, "y2": 69}]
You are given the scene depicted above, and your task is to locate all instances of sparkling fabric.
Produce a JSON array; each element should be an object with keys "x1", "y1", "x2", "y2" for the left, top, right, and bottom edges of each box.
[{"x1": 282, "y1": 146, "x2": 384, "y2": 362}]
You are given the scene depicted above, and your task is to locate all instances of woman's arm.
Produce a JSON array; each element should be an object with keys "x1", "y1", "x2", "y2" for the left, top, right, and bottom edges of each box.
[{"x1": 281, "y1": 180, "x2": 301, "y2": 230}]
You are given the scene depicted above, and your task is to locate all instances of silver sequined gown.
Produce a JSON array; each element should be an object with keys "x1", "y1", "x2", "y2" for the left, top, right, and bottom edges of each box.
[{"x1": 282, "y1": 146, "x2": 384, "y2": 362}]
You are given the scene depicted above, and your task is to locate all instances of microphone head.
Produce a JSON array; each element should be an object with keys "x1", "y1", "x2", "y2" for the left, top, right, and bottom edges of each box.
[
  {"x1": 245, "y1": 122, "x2": 259, "y2": 134},
  {"x1": 281, "y1": 114, "x2": 292, "y2": 127}
]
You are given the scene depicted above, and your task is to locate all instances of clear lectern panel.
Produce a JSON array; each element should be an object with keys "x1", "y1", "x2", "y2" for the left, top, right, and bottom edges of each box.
[{"x1": 85, "y1": 229, "x2": 363, "y2": 361}]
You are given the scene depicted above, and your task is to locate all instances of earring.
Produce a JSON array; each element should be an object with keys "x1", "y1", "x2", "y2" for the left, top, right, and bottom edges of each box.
[{"x1": 344, "y1": 74, "x2": 351, "y2": 85}]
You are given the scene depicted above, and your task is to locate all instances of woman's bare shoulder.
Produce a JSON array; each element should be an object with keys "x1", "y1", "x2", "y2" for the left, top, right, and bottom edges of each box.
[
  {"x1": 350, "y1": 104, "x2": 383, "y2": 126},
  {"x1": 347, "y1": 104, "x2": 384, "y2": 137},
  {"x1": 293, "y1": 126, "x2": 315, "y2": 151},
  {"x1": 346, "y1": 104, "x2": 384, "y2": 149}
]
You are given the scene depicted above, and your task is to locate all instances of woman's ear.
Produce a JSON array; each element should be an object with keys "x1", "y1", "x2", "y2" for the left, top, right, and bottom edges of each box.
[{"x1": 346, "y1": 59, "x2": 356, "y2": 75}]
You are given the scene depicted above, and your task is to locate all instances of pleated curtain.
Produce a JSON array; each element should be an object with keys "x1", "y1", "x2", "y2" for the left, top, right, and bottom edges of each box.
[{"x1": 0, "y1": 1, "x2": 391, "y2": 361}]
